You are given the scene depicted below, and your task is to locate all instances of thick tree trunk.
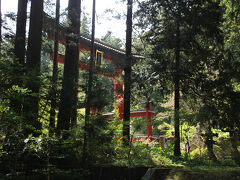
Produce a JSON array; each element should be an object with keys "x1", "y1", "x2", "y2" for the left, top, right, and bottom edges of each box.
[
  {"x1": 174, "y1": 12, "x2": 181, "y2": 157},
  {"x1": 15, "y1": 0, "x2": 28, "y2": 66},
  {"x1": 71, "y1": 0, "x2": 82, "y2": 128},
  {"x1": 123, "y1": 0, "x2": 133, "y2": 145},
  {"x1": 27, "y1": 0, "x2": 43, "y2": 72},
  {"x1": 24, "y1": 0, "x2": 44, "y2": 133},
  {"x1": 49, "y1": 0, "x2": 60, "y2": 135},
  {"x1": 57, "y1": 0, "x2": 81, "y2": 131},
  {"x1": 11, "y1": 0, "x2": 28, "y2": 114},
  {"x1": 82, "y1": 0, "x2": 95, "y2": 163}
]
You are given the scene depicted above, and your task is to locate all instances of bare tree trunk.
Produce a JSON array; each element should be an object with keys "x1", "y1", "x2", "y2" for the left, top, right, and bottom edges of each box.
[
  {"x1": 11, "y1": 0, "x2": 28, "y2": 114},
  {"x1": 57, "y1": 0, "x2": 81, "y2": 131},
  {"x1": 24, "y1": 0, "x2": 44, "y2": 134},
  {"x1": 15, "y1": 0, "x2": 28, "y2": 66},
  {"x1": 0, "y1": 0, "x2": 2, "y2": 54},
  {"x1": 174, "y1": 6, "x2": 181, "y2": 157},
  {"x1": 49, "y1": 0, "x2": 60, "y2": 135},
  {"x1": 82, "y1": 0, "x2": 96, "y2": 163},
  {"x1": 26, "y1": 0, "x2": 43, "y2": 72},
  {"x1": 123, "y1": 0, "x2": 133, "y2": 145}
]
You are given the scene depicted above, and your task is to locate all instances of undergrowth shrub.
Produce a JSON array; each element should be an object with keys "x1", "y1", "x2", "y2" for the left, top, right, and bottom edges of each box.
[{"x1": 190, "y1": 145, "x2": 226, "y2": 160}]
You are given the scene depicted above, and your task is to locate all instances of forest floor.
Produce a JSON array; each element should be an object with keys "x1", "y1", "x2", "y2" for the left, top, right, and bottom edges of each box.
[
  {"x1": 164, "y1": 166, "x2": 240, "y2": 180},
  {"x1": 0, "y1": 165, "x2": 240, "y2": 179}
]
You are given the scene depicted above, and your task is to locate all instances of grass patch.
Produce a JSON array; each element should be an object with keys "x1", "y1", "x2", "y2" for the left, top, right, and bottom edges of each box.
[{"x1": 165, "y1": 166, "x2": 240, "y2": 180}]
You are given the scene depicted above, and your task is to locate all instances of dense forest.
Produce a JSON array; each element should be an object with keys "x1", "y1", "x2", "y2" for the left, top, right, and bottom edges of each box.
[{"x1": 1, "y1": 0, "x2": 240, "y2": 179}]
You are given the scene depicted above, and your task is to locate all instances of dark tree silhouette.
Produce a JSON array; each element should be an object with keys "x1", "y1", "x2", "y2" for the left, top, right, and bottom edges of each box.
[
  {"x1": 15, "y1": 0, "x2": 28, "y2": 66},
  {"x1": 11, "y1": 0, "x2": 28, "y2": 114},
  {"x1": 123, "y1": 0, "x2": 133, "y2": 145},
  {"x1": 174, "y1": 7, "x2": 181, "y2": 156},
  {"x1": 57, "y1": 0, "x2": 81, "y2": 131},
  {"x1": 24, "y1": 0, "x2": 44, "y2": 132},
  {"x1": 0, "y1": 0, "x2": 2, "y2": 53},
  {"x1": 49, "y1": 0, "x2": 60, "y2": 135}
]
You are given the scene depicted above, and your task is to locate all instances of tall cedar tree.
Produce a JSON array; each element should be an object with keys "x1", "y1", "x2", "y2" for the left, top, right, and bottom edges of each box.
[
  {"x1": 136, "y1": 0, "x2": 183, "y2": 155},
  {"x1": 218, "y1": 0, "x2": 240, "y2": 164},
  {"x1": 136, "y1": 0, "x2": 223, "y2": 157},
  {"x1": 123, "y1": 0, "x2": 133, "y2": 145},
  {"x1": 24, "y1": 0, "x2": 44, "y2": 132},
  {"x1": 57, "y1": 0, "x2": 81, "y2": 131},
  {"x1": 15, "y1": 0, "x2": 28, "y2": 66},
  {"x1": 0, "y1": 0, "x2": 1, "y2": 53},
  {"x1": 49, "y1": 0, "x2": 60, "y2": 134},
  {"x1": 12, "y1": 0, "x2": 28, "y2": 114},
  {"x1": 174, "y1": 2, "x2": 181, "y2": 157},
  {"x1": 82, "y1": 0, "x2": 95, "y2": 162}
]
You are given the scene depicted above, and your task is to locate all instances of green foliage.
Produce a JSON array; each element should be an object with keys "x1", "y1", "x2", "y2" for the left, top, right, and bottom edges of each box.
[
  {"x1": 112, "y1": 139, "x2": 175, "y2": 167},
  {"x1": 219, "y1": 159, "x2": 237, "y2": 166},
  {"x1": 150, "y1": 144, "x2": 174, "y2": 165},
  {"x1": 85, "y1": 114, "x2": 116, "y2": 164},
  {"x1": 1, "y1": 1, "x2": 240, "y2": 177},
  {"x1": 81, "y1": 10, "x2": 91, "y2": 36},
  {"x1": 101, "y1": 31, "x2": 123, "y2": 49},
  {"x1": 157, "y1": 122, "x2": 172, "y2": 137},
  {"x1": 0, "y1": 84, "x2": 36, "y2": 136},
  {"x1": 0, "y1": 83, "x2": 42, "y2": 174},
  {"x1": 189, "y1": 144, "x2": 235, "y2": 163},
  {"x1": 190, "y1": 148, "x2": 208, "y2": 160}
]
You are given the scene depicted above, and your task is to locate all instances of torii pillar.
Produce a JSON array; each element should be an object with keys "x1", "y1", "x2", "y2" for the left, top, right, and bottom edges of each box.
[{"x1": 145, "y1": 102, "x2": 153, "y2": 137}]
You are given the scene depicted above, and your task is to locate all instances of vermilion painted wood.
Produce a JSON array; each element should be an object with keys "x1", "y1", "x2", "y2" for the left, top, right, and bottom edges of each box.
[{"x1": 50, "y1": 53, "x2": 123, "y2": 78}]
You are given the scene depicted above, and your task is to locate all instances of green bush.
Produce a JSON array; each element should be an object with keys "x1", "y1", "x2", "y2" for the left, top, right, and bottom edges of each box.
[
  {"x1": 190, "y1": 145, "x2": 227, "y2": 160},
  {"x1": 81, "y1": 114, "x2": 116, "y2": 165},
  {"x1": 219, "y1": 159, "x2": 237, "y2": 166},
  {"x1": 190, "y1": 148, "x2": 207, "y2": 159}
]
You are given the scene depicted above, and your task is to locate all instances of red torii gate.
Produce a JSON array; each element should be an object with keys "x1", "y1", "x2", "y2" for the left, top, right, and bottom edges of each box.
[{"x1": 43, "y1": 14, "x2": 155, "y2": 138}]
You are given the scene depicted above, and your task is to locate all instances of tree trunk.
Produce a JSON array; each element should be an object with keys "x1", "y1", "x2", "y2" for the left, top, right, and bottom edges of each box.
[
  {"x1": 0, "y1": 0, "x2": 2, "y2": 55},
  {"x1": 71, "y1": 0, "x2": 82, "y2": 128},
  {"x1": 82, "y1": 0, "x2": 95, "y2": 163},
  {"x1": 123, "y1": 0, "x2": 133, "y2": 145},
  {"x1": 57, "y1": 0, "x2": 81, "y2": 131},
  {"x1": 15, "y1": 0, "x2": 28, "y2": 66},
  {"x1": 205, "y1": 125, "x2": 217, "y2": 161},
  {"x1": 11, "y1": 0, "x2": 28, "y2": 114},
  {"x1": 24, "y1": 0, "x2": 44, "y2": 134},
  {"x1": 49, "y1": 0, "x2": 60, "y2": 135},
  {"x1": 0, "y1": 0, "x2": 2, "y2": 54},
  {"x1": 174, "y1": 8, "x2": 181, "y2": 157},
  {"x1": 26, "y1": 0, "x2": 43, "y2": 72}
]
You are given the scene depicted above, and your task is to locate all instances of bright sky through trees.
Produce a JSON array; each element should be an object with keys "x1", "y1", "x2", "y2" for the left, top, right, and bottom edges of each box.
[{"x1": 2, "y1": 0, "x2": 126, "y2": 40}]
